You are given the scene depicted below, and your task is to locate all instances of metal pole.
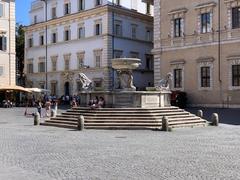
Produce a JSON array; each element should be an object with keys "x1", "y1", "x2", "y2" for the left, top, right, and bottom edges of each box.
[
  {"x1": 45, "y1": 1, "x2": 48, "y2": 90},
  {"x1": 41, "y1": 0, "x2": 48, "y2": 90},
  {"x1": 218, "y1": 0, "x2": 223, "y2": 107}
]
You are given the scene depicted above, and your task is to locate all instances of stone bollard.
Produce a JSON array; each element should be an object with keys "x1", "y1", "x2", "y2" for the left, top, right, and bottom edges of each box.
[
  {"x1": 197, "y1": 110, "x2": 203, "y2": 118},
  {"x1": 77, "y1": 115, "x2": 85, "y2": 131},
  {"x1": 162, "y1": 116, "x2": 169, "y2": 131},
  {"x1": 211, "y1": 113, "x2": 219, "y2": 126},
  {"x1": 34, "y1": 112, "x2": 40, "y2": 126}
]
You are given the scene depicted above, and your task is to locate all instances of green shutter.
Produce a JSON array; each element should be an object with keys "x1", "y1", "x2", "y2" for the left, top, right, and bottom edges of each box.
[
  {"x1": 3, "y1": 37, "x2": 7, "y2": 51},
  {"x1": 0, "y1": 36, "x2": 2, "y2": 50}
]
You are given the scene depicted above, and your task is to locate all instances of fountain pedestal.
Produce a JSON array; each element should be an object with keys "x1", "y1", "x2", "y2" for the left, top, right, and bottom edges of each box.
[{"x1": 79, "y1": 90, "x2": 171, "y2": 108}]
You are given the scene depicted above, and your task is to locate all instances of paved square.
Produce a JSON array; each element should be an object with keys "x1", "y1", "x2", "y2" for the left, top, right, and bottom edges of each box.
[{"x1": 0, "y1": 108, "x2": 240, "y2": 180}]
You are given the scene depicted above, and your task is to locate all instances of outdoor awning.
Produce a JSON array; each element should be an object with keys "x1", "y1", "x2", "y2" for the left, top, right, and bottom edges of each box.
[
  {"x1": 0, "y1": 85, "x2": 31, "y2": 93},
  {"x1": 25, "y1": 88, "x2": 50, "y2": 93}
]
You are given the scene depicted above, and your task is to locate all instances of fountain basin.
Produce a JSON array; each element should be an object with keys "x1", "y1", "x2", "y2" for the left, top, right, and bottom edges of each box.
[{"x1": 112, "y1": 58, "x2": 141, "y2": 70}]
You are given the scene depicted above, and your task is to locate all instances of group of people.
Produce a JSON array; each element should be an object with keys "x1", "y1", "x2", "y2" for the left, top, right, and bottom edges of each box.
[{"x1": 88, "y1": 96, "x2": 105, "y2": 109}]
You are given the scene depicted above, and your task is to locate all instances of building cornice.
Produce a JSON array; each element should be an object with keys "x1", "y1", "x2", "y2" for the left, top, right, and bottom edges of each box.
[{"x1": 25, "y1": 5, "x2": 153, "y2": 32}]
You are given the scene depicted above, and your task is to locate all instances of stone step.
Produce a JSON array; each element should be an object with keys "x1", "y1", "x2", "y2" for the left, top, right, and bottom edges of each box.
[
  {"x1": 45, "y1": 120, "x2": 78, "y2": 125},
  {"x1": 51, "y1": 117, "x2": 78, "y2": 121},
  {"x1": 40, "y1": 122, "x2": 77, "y2": 129},
  {"x1": 62, "y1": 111, "x2": 189, "y2": 116},
  {"x1": 65, "y1": 110, "x2": 186, "y2": 116},
  {"x1": 67, "y1": 109, "x2": 184, "y2": 114},
  {"x1": 72, "y1": 107, "x2": 179, "y2": 111},
  {"x1": 84, "y1": 126, "x2": 160, "y2": 130},
  {"x1": 84, "y1": 123, "x2": 161, "y2": 126},
  {"x1": 170, "y1": 122, "x2": 207, "y2": 128}
]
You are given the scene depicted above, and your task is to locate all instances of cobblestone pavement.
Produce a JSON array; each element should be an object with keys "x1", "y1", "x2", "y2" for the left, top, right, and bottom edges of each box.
[{"x1": 0, "y1": 108, "x2": 240, "y2": 180}]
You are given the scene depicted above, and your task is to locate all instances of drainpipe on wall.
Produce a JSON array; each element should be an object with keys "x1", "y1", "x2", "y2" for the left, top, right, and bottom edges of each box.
[
  {"x1": 8, "y1": 1, "x2": 11, "y2": 85},
  {"x1": 218, "y1": 0, "x2": 223, "y2": 107},
  {"x1": 111, "y1": 6, "x2": 115, "y2": 90},
  {"x1": 41, "y1": 0, "x2": 48, "y2": 90}
]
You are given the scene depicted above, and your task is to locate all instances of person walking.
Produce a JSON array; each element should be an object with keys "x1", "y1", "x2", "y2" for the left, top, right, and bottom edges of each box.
[{"x1": 37, "y1": 101, "x2": 42, "y2": 117}]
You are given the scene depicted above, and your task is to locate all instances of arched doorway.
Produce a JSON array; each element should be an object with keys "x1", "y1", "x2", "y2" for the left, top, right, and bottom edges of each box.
[{"x1": 64, "y1": 82, "x2": 70, "y2": 96}]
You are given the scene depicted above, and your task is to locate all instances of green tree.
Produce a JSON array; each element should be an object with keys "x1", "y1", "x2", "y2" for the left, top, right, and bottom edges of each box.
[{"x1": 16, "y1": 23, "x2": 25, "y2": 85}]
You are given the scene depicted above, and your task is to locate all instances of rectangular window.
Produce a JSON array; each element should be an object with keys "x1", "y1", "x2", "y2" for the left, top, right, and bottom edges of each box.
[
  {"x1": 78, "y1": 27, "x2": 85, "y2": 39},
  {"x1": 232, "y1": 7, "x2": 240, "y2": 29},
  {"x1": 232, "y1": 65, "x2": 240, "y2": 86},
  {"x1": 64, "y1": 3, "x2": 71, "y2": 15},
  {"x1": 79, "y1": 0, "x2": 85, "y2": 11},
  {"x1": 52, "y1": 7, "x2": 57, "y2": 19},
  {"x1": 114, "y1": 50, "x2": 123, "y2": 58},
  {"x1": 96, "y1": 0, "x2": 102, "y2": 6},
  {"x1": 40, "y1": 35, "x2": 44, "y2": 46},
  {"x1": 64, "y1": 30, "x2": 70, "y2": 41},
  {"x1": 27, "y1": 64, "x2": 33, "y2": 74},
  {"x1": 201, "y1": 13, "x2": 211, "y2": 33},
  {"x1": 0, "y1": 4, "x2": 3, "y2": 17},
  {"x1": 146, "y1": 3, "x2": 150, "y2": 14},
  {"x1": 131, "y1": 25, "x2": 137, "y2": 39},
  {"x1": 201, "y1": 67, "x2": 210, "y2": 87},
  {"x1": 0, "y1": 36, "x2": 7, "y2": 51},
  {"x1": 115, "y1": 22, "x2": 122, "y2": 36},
  {"x1": 34, "y1": 15, "x2": 37, "y2": 24},
  {"x1": 96, "y1": 55, "x2": 101, "y2": 67},
  {"x1": 174, "y1": 18, "x2": 182, "y2": 37},
  {"x1": 51, "y1": 83, "x2": 57, "y2": 95},
  {"x1": 52, "y1": 61, "x2": 57, "y2": 71},
  {"x1": 28, "y1": 38, "x2": 33, "y2": 48},
  {"x1": 146, "y1": 29, "x2": 152, "y2": 41},
  {"x1": 174, "y1": 69, "x2": 182, "y2": 88},
  {"x1": 95, "y1": 24, "x2": 101, "y2": 36},
  {"x1": 145, "y1": 55, "x2": 153, "y2": 70},
  {"x1": 65, "y1": 60, "x2": 70, "y2": 71},
  {"x1": 38, "y1": 62, "x2": 45, "y2": 73},
  {"x1": 130, "y1": 52, "x2": 139, "y2": 58},
  {"x1": 52, "y1": 33, "x2": 57, "y2": 43},
  {"x1": 113, "y1": 0, "x2": 120, "y2": 5},
  {"x1": 78, "y1": 58, "x2": 84, "y2": 68}
]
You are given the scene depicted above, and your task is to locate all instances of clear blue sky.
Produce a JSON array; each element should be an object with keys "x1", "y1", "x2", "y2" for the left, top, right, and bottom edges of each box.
[{"x1": 16, "y1": 0, "x2": 32, "y2": 25}]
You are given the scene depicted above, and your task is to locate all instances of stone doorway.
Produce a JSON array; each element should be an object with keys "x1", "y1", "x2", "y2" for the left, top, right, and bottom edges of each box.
[{"x1": 64, "y1": 82, "x2": 70, "y2": 96}]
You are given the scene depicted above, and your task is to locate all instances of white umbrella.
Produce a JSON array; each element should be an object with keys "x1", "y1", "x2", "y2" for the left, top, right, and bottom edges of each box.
[{"x1": 26, "y1": 88, "x2": 50, "y2": 93}]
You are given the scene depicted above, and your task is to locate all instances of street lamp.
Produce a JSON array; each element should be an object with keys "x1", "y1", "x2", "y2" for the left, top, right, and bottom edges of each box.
[{"x1": 40, "y1": 0, "x2": 48, "y2": 90}]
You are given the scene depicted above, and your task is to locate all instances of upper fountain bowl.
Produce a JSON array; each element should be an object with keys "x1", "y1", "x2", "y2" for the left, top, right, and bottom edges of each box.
[{"x1": 111, "y1": 58, "x2": 141, "y2": 70}]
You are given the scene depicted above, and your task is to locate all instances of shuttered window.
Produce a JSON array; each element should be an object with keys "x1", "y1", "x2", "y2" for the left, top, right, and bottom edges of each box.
[{"x1": 0, "y1": 36, "x2": 7, "y2": 51}]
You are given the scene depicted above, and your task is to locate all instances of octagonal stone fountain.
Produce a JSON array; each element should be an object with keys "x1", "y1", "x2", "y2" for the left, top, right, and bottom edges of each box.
[{"x1": 78, "y1": 58, "x2": 171, "y2": 108}]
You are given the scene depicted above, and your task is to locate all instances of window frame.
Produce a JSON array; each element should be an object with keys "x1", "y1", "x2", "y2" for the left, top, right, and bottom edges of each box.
[
  {"x1": 232, "y1": 65, "x2": 240, "y2": 86},
  {"x1": 201, "y1": 66, "x2": 211, "y2": 88},
  {"x1": 201, "y1": 12, "x2": 211, "y2": 34},
  {"x1": 0, "y1": 36, "x2": 7, "y2": 51},
  {"x1": 174, "y1": 69, "x2": 183, "y2": 88},
  {"x1": 232, "y1": 6, "x2": 240, "y2": 29},
  {"x1": 174, "y1": 18, "x2": 182, "y2": 37}
]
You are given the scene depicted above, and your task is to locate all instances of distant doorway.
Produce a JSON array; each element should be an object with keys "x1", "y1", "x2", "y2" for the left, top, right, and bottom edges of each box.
[{"x1": 64, "y1": 82, "x2": 70, "y2": 96}]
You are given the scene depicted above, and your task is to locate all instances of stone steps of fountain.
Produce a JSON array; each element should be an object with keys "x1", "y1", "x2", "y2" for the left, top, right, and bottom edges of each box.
[
  {"x1": 67, "y1": 109, "x2": 184, "y2": 114},
  {"x1": 58, "y1": 113, "x2": 192, "y2": 119},
  {"x1": 41, "y1": 107, "x2": 207, "y2": 130}
]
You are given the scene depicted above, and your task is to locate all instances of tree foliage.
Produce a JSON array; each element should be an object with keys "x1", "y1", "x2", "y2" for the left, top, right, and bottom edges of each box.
[{"x1": 16, "y1": 23, "x2": 25, "y2": 79}]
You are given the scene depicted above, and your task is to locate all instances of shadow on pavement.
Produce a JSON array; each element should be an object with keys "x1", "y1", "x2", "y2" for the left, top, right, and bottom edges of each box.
[{"x1": 186, "y1": 107, "x2": 240, "y2": 125}]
